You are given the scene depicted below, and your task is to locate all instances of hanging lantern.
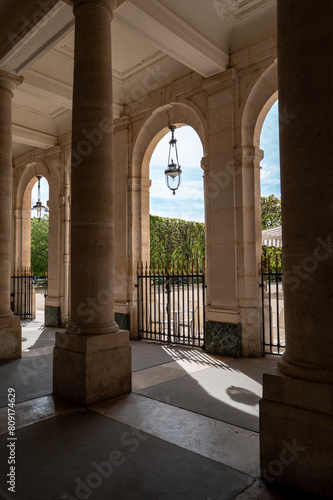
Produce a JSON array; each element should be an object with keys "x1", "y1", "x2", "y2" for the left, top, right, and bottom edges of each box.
[
  {"x1": 32, "y1": 176, "x2": 46, "y2": 221},
  {"x1": 164, "y1": 125, "x2": 182, "y2": 195}
]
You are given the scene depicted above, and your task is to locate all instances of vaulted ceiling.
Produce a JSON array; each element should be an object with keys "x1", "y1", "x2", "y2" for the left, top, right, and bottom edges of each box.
[{"x1": 0, "y1": 0, "x2": 276, "y2": 157}]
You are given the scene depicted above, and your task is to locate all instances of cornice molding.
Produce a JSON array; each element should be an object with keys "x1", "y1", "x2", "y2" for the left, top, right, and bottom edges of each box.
[{"x1": 210, "y1": 0, "x2": 275, "y2": 23}]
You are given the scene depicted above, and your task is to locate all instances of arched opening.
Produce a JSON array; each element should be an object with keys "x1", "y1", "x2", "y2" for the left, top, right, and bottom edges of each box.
[
  {"x1": 14, "y1": 159, "x2": 65, "y2": 329},
  {"x1": 12, "y1": 174, "x2": 51, "y2": 353},
  {"x1": 30, "y1": 176, "x2": 49, "y2": 325},
  {"x1": 260, "y1": 100, "x2": 280, "y2": 199},
  {"x1": 149, "y1": 125, "x2": 204, "y2": 223},
  {"x1": 138, "y1": 125, "x2": 205, "y2": 346},
  {"x1": 12, "y1": 164, "x2": 55, "y2": 354},
  {"x1": 129, "y1": 103, "x2": 207, "y2": 338},
  {"x1": 259, "y1": 99, "x2": 284, "y2": 356}
]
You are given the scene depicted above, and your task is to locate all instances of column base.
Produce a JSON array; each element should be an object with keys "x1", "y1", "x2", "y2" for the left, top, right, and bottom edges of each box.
[
  {"x1": 260, "y1": 368, "x2": 333, "y2": 498},
  {"x1": 45, "y1": 305, "x2": 61, "y2": 327},
  {"x1": 0, "y1": 315, "x2": 21, "y2": 362},
  {"x1": 115, "y1": 312, "x2": 130, "y2": 331},
  {"x1": 205, "y1": 321, "x2": 242, "y2": 357},
  {"x1": 240, "y1": 306, "x2": 262, "y2": 358},
  {"x1": 53, "y1": 330, "x2": 131, "y2": 405}
]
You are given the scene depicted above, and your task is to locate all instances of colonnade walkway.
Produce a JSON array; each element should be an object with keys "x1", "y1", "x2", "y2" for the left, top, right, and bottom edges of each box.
[{"x1": 0, "y1": 314, "x2": 302, "y2": 499}]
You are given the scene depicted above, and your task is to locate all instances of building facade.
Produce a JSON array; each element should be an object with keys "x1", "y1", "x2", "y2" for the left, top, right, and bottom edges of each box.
[{"x1": 0, "y1": 0, "x2": 332, "y2": 496}]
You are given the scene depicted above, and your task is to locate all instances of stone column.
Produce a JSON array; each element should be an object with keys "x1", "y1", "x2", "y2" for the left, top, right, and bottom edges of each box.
[
  {"x1": 234, "y1": 147, "x2": 263, "y2": 357},
  {"x1": 44, "y1": 147, "x2": 63, "y2": 327},
  {"x1": 0, "y1": 70, "x2": 23, "y2": 362},
  {"x1": 260, "y1": 2, "x2": 333, "y2": 496},
  {"x1": 202, "y1": 70, "x2": 242, "y2": 358},
  {"x1": 113, "y1": 117, "x2": 131, "y2": 333},
  {"x1": 53, "y1": 0, "x2": 131, "y2": 405},
  {"x1": 127, "y1": 176, "x2": 151, "y2": 338}
]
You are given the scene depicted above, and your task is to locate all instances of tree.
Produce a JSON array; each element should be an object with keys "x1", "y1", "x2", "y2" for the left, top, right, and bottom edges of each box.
[
  {"x1": 150, "y1": 215, "x2": 205, "y2": 268},
  {"x1": 261, "y1": 195, "x2": 281, "y2": 229},
  {"x1": 31, "y1": 215, "x2": 49, "y2": 275},
  {"x1": 261, "y1": 195, "x2": 282, "y2": 271},
  {"x1": 261, "y1": 245, "x2": 282, "y2": 273}
]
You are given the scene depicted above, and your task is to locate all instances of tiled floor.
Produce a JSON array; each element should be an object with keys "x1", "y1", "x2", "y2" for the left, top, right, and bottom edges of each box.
[{"x1": 0, "y1": 314, "x2": 292, "y2": 499}]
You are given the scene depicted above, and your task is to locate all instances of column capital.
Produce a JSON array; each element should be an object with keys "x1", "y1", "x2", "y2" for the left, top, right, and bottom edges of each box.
[
  {"x1": 233, "y1": 146, "x2": 264, "y2": 162},
  {"x1": 127, "y1": 177, "x2": 151, "y2": 192},
  {"x1": 72, "y1": 0, "x2": 125, "y2": 15},
  {"x1": 0, "y1": 70, "x2": 23, "y2": 95}
]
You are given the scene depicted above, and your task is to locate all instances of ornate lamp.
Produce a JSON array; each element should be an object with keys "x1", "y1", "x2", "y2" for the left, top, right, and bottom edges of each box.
[
  {"x1": 164, "y1": 125, "x2": 182, "y2": 195},
  {"x1": 32, "y1": 176, "x2": 46, "y2": 221}
]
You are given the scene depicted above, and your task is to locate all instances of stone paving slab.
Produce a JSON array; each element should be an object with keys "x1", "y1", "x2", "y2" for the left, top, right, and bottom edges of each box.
[{"x1": 0, "y1": 409, "x2": 254, "y2": 500}]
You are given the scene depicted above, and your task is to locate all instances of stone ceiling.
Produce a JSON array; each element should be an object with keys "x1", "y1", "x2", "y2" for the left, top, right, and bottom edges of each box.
[{"x1": 0, "y1": 0, "x2": 277, "y2": 157}]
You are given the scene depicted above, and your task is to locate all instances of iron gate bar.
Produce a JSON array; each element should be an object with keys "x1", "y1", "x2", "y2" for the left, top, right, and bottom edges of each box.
[
  {"x1": 261, "y1": 266, "x2": 265, "y2": 356},
  {"x1": 261, "y1": 255, "x2": 284, "y2": 356},
  {"x1": 10, "y1": 268, "x2": 34, "y2": 320},
  {"x1": 137, "y1": 260, "x2": 206, "y2": 347},
  {"x1": 275, "y1": 259, "x2": 281, "y2": 354}
]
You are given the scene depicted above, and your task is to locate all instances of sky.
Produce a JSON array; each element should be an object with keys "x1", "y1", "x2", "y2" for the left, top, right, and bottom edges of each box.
[
  {"x1": 31, "y1": 178, "x2": 49, "y2": 218},
  {"x1": 31, "y1": 100, "x2": 280, "y2": 222},
  {"x1": 259, "y1": 100, "x2": 281, "y2": 198},
  {"x1": 150, "y1": 99, "x2": 281, "y2": 222},
  {"x1": 149, "y1": 126, "x2": 205, "y2": 223}
]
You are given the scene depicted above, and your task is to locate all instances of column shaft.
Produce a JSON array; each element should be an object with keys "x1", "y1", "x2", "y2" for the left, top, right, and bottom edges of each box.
[
  {"x1": 260, "y1": 3, "x2": 333, "y2": 497},
  {"x1": 0, "y1": 81, "x2": 15, "y2": 317},
  {"x1": 69, "y1": 0, "x2": 117, "y2": 334},
  {"x1": 234, "y1": 147, "x2": 263, "y2": 357},
  {"x1": 53, "y1": 0, "x2": 131, "y2": 405},
  {"x1": 0, "y1": 70, "x2": 22, "y2": 361},
  {"x1": 277, "y1": 0, "x2": 333, "y2": 382}
]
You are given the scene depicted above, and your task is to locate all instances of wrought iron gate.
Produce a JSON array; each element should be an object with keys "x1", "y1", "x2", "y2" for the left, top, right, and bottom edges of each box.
[
  {"x1": 137, "y1": 262, "x2": 206, "y2": 347},
  {"x1": 260, "y1": 257, "x2": 285, "y2": 355},
  {"x1": 10, "y1": 270, "x2": 34, "y2": 320}
]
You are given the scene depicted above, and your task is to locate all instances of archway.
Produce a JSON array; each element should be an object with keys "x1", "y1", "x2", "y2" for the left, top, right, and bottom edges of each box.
[
  {"x1": 14, "y1": 159, "x2": 65, "y2": 328},
  {"x1": 13, "y1": 162, "x2": 50, "y2": 274},
  {"x1": 128, "y1": 102, "x2": 207, "y2": 337},
  {"x1": 259, "y1": 99, "x2": 285, "y2": 355},
  {"x1": 31, "y1": 176, "x2": 49, "y2": 324},
  {"x1": 138, "y1": 125, "x2": 206, "y2": 346},
  {"x1": 150, "y1": 125, "x2": 204, "y2": 222}
]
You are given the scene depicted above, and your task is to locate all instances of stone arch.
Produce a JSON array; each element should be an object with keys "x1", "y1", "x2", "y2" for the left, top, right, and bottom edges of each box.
[
  {"x1": 241, "y1": 60, "x2": 278, "y2": 148},
  {"x1": 16, "y1": 161, "x2": 51, "y2": 211},
  {"x1": 127, "y1": 101, "x2": 207, "y2": 336},
  {"x1": 12, "y1": 161, "x2": 51, "y2": 272},
  {"x1": 131, "y1": 101, "x2": 207, "y2": 181}
]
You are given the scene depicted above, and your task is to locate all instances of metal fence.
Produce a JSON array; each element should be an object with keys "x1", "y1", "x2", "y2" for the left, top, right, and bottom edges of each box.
[
  {"x1": 260, "y1": 257, "x2": 285, "y2": 355},
  {"x1": 137, "y1": 261, "x2": 206, "y2": 347},
  {"x1": 10, "y1": 270, "x2": 34, "y2": 320},
  {"x1": 10, "y1": 270, "x2": 47, "y2": 320}
]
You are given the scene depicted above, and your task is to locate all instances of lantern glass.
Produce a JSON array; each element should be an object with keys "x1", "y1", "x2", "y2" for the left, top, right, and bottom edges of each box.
[{"x1": 164, "y1": 125, "x2": 182, "y2": 195}]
